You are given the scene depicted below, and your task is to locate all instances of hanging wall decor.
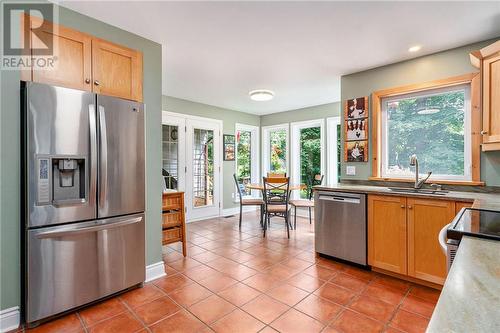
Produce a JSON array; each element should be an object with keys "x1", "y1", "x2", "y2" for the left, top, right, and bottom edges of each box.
[
  {"x1": 344, "y1": 97, "x2": 369, "y2": 162},
  {"x1": 223, "y1": 134, "x2": 235, "y2": 161}
]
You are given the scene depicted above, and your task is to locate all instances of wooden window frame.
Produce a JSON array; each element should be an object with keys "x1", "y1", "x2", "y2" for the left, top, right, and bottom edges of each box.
[{"x1": 370, "y1": 73, "x2": 483, "y2": 186}]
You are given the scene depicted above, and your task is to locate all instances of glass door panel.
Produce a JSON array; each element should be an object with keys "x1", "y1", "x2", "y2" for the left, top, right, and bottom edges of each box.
[
  {"x1": 162, "y1": 125, "x2": 179, "y2": 190},
  {"x1": 192, "y1": 128, "x2": 214, "y2": 207}
]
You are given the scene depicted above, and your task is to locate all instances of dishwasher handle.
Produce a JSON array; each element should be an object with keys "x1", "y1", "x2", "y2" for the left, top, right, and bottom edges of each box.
[{"x1": 318, "y1": 195, "x2": 361, "y2": 204}]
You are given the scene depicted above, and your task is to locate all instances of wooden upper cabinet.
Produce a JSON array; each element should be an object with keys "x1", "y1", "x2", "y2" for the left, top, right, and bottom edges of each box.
[
  {"x1": 368, "y1": 195, "x2": 407, "y2": 275},
  {"x1": 471, "y1": 40, "x2": 500, "y2": 151},
  {"x1": 29, "y1": 16, "x2": 92, "y2": 91},
  {"x1": 92, "y1": 39, "x2": 143, "y2": 102},
  {"x1": 406, "y1": 198, "x2": 455, "y2": 285}
]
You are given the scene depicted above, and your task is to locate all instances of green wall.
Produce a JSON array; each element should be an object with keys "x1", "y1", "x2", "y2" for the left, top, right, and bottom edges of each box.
[
  {"x1": 0, "y1": 4, "x2": 163, "y2": 311},
  {"x1": 260, "y1": 102, "x2": 340, "y2": 127},
  {"x1": 340, "y1": 38, "x2": 500, "y2": 186},
  {"x1": 162, "y1": 96, "x2": 260, "y2": 210}
]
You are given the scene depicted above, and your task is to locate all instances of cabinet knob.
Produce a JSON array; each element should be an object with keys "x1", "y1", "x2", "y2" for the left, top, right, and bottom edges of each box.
[
  {"x1": 94, "y1": 80, "x2": 100, "y2": 86},
  {"x1": 481, "y1": 130, "x2": 488, "y2": 135},
  {"x1": 400, "y1": 205, "x2": 405, "y2": 208},
  {"x1": 408, "y1": 205, "x2": 413, "y2": 209},
  {"x1": 85, "y1": 78, "x2": 90, "y2": 84}
]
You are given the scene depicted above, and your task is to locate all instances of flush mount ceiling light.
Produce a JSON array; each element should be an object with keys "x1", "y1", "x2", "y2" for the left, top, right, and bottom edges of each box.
[
  {"x1": 408, "y1": 45, "x2": 422, "y2": 52},
  {"x1": 249, "y1": 89, "x2": 275, "y2": 101}
]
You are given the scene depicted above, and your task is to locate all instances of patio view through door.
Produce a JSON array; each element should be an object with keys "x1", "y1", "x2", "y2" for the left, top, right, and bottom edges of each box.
[
  {"x1": 162, "y1": 111, "x2": 221, "y2": 221},
  {"x1": 186, "y1": 118, "x2": 221, "y2": 221}
]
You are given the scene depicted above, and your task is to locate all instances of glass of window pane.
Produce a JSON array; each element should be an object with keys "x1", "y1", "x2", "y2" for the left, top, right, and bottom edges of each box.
[
  {"x1": 270, "y1": 129, "x2": 287, "y2": 174},
  {"x1": 193, "y1": 128, "x2": 214, "y2": 207},
  {"x1": 162, "y1": 125, "x2": 178, "y2": 190},
  {"x1": 236, "y1": 130, "x2": 252, "y2": 196},
  {"x1": 300, "y1": 127, "x2": 321, "y2": 198},
  {"x1": 383, "y1": 86, "x2": 468, "y2": 179}
]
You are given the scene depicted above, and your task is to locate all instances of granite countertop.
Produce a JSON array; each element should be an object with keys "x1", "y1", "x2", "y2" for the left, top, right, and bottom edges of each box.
[
  {"x1": 313, "y1": 183, "x2": 500, "y2": 211},
  {"x1": 426, "y1": 236, "x2": 500, "y2": 332}
]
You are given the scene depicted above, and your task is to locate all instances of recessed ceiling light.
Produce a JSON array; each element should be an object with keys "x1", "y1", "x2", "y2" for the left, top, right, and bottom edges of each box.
[
  {"x1": 249, "y1": 89, "x2": 274, "y2": 101},
  {"x1": 408, "y1": 45, "x2": 422, "y2": 52}
]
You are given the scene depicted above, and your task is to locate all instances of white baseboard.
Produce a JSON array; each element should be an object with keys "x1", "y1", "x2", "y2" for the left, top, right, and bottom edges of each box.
[
  {"x1": 222, "y1": 206, "x2": 258, "y2": 217},
  {"x1": 0, "y1": 306, "x2": 20, "y2": 333},
  {"x1": 145, "y1": 261, "x2": 166, "y2": 282}
]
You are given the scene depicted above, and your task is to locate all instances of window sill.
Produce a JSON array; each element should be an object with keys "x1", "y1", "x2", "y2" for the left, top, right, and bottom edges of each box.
[{"x1": 367, "y1": 177, "x2": 485, "y2": 186}]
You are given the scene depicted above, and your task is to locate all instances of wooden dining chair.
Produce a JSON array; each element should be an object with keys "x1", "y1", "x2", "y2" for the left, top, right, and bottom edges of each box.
[
  {"x1": 262, "y1": 176, "x2": 291, "y2": 238},
  {"x1": 267, "y1": 172, "x2": 287, "y2": 178},
  {"x1": 233, "y1": 174, "x2": 265, "y2": 229},
  {"x1": 290, "y1": 174, "x2": 324, "y2": 229}
]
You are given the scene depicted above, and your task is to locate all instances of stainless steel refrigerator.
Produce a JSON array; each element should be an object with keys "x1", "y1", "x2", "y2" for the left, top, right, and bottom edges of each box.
[{"x1": 21, "y1": 82, "x2": 145, "y2": 325}]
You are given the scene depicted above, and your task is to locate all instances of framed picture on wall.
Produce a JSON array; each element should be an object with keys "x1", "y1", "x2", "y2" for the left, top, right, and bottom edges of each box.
[
  {"x1": 223, "y1": 134, "x2": 235, "y2": 161},
  {"x1": 345, "y1": 118, "x2": 368, "y2": 141},
  {"x1": 345, "y1": 96, "x2": 368, "y2": 120},
  {"x1": 345, "y1": 140, "x2": 368, "y2": 162}
]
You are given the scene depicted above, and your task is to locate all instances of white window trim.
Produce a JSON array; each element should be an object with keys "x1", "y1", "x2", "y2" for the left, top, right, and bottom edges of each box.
[
  {"x1": 235, "y1": 123, "x2": 260, "y2": 199},
  {"x1": 262, "y1": 123, "x2": 289, "y2": 177},
  {"x1": 161, "y1": 111, "x2": 186, "y2": 192},
  {"x1": 290, "y1": 119, "x2": 325, "y2": 199},
  {"x1": 380, "y1": 84, "x2": 472, "y2": 181},
  {"x1": 327, "y1": 117, "x2": 341, "y2": 185}
]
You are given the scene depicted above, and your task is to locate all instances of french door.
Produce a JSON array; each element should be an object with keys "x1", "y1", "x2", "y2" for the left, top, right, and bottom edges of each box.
[{"x1": 162, "y1": 112, "x2": 221, "y2": 221}]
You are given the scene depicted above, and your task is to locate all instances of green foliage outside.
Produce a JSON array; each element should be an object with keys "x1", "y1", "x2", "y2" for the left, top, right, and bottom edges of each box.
[
  {"x1": 236, "y1": 130, "x2": 252, "y2": 195},
  {"x1": 387, "y1": 90, "x2": 465, "y2": 176},
  {"x1": 270, "y1": 130, "x2": 287, "y2": 174},
  {"x1": 300, "y1": 127, "x2": 321, "y2": 198}
]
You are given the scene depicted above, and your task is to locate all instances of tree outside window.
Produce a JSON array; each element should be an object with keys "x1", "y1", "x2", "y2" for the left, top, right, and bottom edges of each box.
[
  {"x1": 270, "y1": 129, "x2": 287, "y2": 174},
  {"x1": 236, "y1": 130, "x2": 252, "y2": 195},
  {"x1": 300, "y1": 127, "x2": 321, "y2": 198}
]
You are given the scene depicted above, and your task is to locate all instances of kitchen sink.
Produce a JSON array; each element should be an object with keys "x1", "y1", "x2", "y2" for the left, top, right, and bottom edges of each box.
[{"x1": 388, "y1": 187, "x2": 449, "y2": 195}]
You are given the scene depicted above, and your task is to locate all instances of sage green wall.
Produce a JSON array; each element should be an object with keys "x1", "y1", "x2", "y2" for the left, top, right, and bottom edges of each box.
[
  {"x1": 0, "y1": 4, "x2": 163, "y2": 311},
  {"x1": 340, "y1": 38, "x2": 500, "y2": 186},
  {"x1": 260, "y1": 102, "x2": 340, "y2": 127},
  {"x1": 162, "y1": 96, "x2": 260, "y2": 210}
]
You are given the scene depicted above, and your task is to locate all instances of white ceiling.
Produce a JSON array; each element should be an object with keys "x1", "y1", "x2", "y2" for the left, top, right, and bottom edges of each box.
[{"x1": 58, "y1": 1, "x2": 500, "y2": 115}]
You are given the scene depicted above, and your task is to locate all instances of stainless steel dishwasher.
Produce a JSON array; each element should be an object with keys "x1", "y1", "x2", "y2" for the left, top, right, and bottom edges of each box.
[{"x1": 314, "y1": 191, "x2": 367, "y2": 266}]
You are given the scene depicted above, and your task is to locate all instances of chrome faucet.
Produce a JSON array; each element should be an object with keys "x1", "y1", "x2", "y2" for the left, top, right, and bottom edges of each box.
[{"x1": 409, "y1": 154, "x2": 432, "y2": 189}]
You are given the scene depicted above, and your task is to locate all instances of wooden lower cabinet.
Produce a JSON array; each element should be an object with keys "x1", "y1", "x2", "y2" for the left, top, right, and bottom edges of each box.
[
  {"x1": 368, "y1": 195, "x2": 407, "y2": 275},
  {"x1": 162, "y1": 192, "x2": 186, "y2": 256},
  {"x1": 455, "y1": 201, "x2": 473, "y2": 214},
  {"x1": 407, "y1": 198, "x2": 455, "y2": 285},
  {"x1": 368, "y1": 194, "x2": 458, "y2": 286}
]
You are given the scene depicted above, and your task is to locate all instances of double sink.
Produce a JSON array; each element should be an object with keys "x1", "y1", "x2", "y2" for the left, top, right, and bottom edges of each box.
[{"x1": 388, "y1": 187, "x2": 449, "y2": 196}]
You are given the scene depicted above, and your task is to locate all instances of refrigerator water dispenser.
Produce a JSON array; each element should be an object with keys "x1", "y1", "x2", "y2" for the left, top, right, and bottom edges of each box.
[{"x1": 51, "y1": 157, "x2": 86, "y2": 203}]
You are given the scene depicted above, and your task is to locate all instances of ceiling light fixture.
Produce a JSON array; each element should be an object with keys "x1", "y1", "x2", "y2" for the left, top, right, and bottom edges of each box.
[
  {"x1": 408, "y1": 45, "x2": 422, "y2": 52},
  {"x1": 249, "y1": 89, "x2": 274, "y2": 101}
]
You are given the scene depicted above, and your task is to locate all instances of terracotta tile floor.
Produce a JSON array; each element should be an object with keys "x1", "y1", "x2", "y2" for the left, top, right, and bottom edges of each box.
[{"x1": 13, "y1": 212, "x2": 440, "y2": 333}]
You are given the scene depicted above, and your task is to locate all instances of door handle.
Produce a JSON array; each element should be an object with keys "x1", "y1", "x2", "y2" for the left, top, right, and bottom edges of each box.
[
  {"x1": 36, "y1": 216, "x2": 142, "y2": 239},
  {"x1": 400, "y1": 205, "x2": 405, "y2": 208},
  {"x1": 98, "y1": 106, "x2": 108, "y2": 209}
]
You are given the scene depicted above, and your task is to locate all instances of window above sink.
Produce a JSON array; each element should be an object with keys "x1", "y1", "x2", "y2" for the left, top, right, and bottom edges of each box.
[{"x1": 371, "y1": 73, "x2": 483, "y2": 186}]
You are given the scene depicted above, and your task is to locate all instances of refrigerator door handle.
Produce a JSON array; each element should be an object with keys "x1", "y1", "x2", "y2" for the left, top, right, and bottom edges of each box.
[
  {"x1": 36, "y1": 216, "x2": 143, "y2": 239},
  {"x1": 89, "y1": 104, "x2": 97, "y2": 207},
  {"x1": 98, "y1": 105, "x2": 108, "y2": 209}
]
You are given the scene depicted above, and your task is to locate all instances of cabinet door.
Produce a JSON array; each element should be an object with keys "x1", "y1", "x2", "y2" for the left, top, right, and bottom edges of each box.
[
  {"x1": 368, "y1": 195, "x2": 407, "y2": 274},
  {"x1": 482, "y1": 52, "x2": 500, "y2": 150},
  {"x1": 92, "y1": 39, "x2": 143, "y2": 101},
  {"x1": 407, "y1": 198, "x2": 455, "y2": 284},
  {"x1": 30, "y1": 16, "x2": 92, "y2": 91},
  {"x1": 455, "y1": 201, "x2": 472, "y2": 215}
]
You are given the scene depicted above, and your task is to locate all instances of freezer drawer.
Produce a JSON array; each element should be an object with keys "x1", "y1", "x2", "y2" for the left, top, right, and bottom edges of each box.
[
  {"x1": 26, "y1": 213, "x2": 145, "y2": 323},
  {"x1": 314, "y1": 191, "x2": 367, "y2": 265}
]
